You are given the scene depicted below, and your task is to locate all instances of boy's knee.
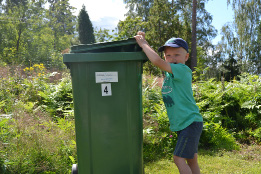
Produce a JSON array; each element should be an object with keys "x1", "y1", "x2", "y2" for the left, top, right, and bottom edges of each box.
[
  {"x1": 186, "y1": 154, "x2": 198, "y2": 166},
  {"x1": 173, "y1": 155, "x2": 186, "y2": 165}
]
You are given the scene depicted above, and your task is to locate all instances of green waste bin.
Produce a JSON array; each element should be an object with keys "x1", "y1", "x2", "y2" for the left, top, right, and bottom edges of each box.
[{"x1": 63, "y1": 38, "x2": 147, "y2": 174}]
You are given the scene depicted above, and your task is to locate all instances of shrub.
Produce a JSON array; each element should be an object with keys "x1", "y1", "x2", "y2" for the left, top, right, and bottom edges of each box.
[
  {"x1": 194, "y1": 73, "x2": 261, "y2": 144},
  {"x1": 37, "y1": 73, "x2": 73, "y2": 119},
  {"x1": 0, "y1": 65, "x2": 73, "y2": 119},
  {"x1": 200, "y1": 122, "x2": 240, "y2": 151}
]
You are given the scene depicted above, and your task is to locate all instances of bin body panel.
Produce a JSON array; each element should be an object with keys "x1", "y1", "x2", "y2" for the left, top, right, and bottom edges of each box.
[{"x1": 70, "y1": 60, "x2": 143, "y2": 174}]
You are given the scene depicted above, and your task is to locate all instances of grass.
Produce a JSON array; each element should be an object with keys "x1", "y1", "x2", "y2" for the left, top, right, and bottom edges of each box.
[{"x1": 145, "y1": 145, "x2": 261, "y2": 174}]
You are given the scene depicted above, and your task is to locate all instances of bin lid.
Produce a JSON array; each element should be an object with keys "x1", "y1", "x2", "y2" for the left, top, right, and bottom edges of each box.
[
  {"x1": 69, "y1": 38, "x2": 142, "y2": 53},
  {"x1": 63, "y1": 38, "x2": 148, "y2": 65}
]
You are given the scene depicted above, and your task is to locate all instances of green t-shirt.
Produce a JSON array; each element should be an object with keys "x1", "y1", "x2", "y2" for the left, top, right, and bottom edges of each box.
[{"x1": 161, "y1": 63, "x2": 203, "y2": 132}]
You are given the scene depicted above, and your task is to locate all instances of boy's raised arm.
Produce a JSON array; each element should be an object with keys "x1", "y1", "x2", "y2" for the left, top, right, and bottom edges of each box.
[{"x1": 134, "y1": 32, "x2": 172, "y2": 74}]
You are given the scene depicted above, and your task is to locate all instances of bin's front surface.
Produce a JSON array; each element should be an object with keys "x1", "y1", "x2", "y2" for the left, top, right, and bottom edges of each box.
[{"x1": 63, "y1": 39, "x2": 147, "y2": 174}]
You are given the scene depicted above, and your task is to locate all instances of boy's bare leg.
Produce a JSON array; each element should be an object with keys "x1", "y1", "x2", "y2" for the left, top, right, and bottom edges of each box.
[
  {"x1": 173, "y1": 155, "x2": 192, "y2": 174},
  {"x1": 174, "y1": 154, "x2": 200, "y2": 174},
  {"x1": 187, "y1": 153, "x2": 200, "y2": 174}
]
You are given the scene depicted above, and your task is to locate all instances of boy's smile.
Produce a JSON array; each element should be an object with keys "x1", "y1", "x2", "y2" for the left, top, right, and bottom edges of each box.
[{"x1": 164, "y1": 47, "x2": 189, "y2": 64}]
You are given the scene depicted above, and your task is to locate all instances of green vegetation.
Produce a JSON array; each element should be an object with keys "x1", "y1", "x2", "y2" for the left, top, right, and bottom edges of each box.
[
  {"x1": 1, "y1": 66, "x2": 260, "y2": 173},
  {"x1": 0, "y1": 112, "x2": 76, "y2": 173},
  {"x1": 0, "y1": 65, "x2": 75, "y2": 173},
  {"x1": 0, "y1": 0, "x2": 261, "y2": 173}
]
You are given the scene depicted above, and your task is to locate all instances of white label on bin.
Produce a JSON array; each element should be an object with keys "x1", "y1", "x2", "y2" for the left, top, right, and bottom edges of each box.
[
  {"x1": 95, "y1": 72, "x2": 118, "y2": 83},
  {"x1": 101, "y1": 83, "x2": 112, "y2": 96}
]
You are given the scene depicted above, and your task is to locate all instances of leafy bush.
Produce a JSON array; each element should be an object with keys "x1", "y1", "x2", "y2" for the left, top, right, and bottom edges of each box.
[
  {"x1": 194, "y1": 73, "x2": 261, "y2": 143},
  {"x1": 200, "y1": 122, "x2": 240, "y2": 150},
  {"x1": 0, "y1": 65, "x2": 73, "y2": 119},
  {"x1": 37, "y1": 73, "x2": 73, "y2": 119}
]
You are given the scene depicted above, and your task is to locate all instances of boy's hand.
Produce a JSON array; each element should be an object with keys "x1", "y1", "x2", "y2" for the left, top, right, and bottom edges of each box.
[
  {"x1": 134, "y1": 31, "x2": 148, "y2": 48},
  {"x1": 134, "y1": 31, "x2": 172, "y2": 73},
  {"x1": 137, "y1": 31, "x2": 145, "y2": 39}
]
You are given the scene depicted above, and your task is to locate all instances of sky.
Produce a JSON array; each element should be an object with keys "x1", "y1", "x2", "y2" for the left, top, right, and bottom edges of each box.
[
  {"x1": 69, "y1": 0, "x2": 234, "y2": 44},
  {"x1": 69, "y1": 0, "x2": 128, "y2": 30}
]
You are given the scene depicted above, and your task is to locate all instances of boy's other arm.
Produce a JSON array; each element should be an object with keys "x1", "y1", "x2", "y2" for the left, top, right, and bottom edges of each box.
[{"x1": 134, "y1": 34, "x2": 172, "y2": 74}]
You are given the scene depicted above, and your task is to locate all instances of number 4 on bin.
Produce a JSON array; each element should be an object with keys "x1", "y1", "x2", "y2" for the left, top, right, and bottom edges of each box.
[{"x1": 101, "y1": 83, "x2": 112, "y2": 96}]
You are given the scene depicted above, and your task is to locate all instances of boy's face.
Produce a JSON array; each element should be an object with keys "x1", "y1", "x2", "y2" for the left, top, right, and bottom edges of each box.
[{"x1": 164, "y1": 46, "x2": 189, "y2": 64}]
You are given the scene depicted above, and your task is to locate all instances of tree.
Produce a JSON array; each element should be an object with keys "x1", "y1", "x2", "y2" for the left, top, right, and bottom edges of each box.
[
  {"x1": 94, "y1": 27, "x2": 114, "y2": 43},
  {"x1": 0, "y1": 1, "x2": 31, "y2": 64},
  {"x1": 77, "y1": 5, "x2": 95, "y2": 44},
  {"x1": 123, "y1": 0, "x2": 217, "y2": 75},
  {"x1": 226, "y1": 0, "x2": 261, "y2": 74},
  {"x1": 255, "y1": 22, "x2": 261, "y2": 73},
  {"x1": 123, "y1": 0, "x2": 154, "y2": 21},
  {"x1": 146, "y1": 0, "x2": 180, "y2": 75},
  {"x1": 123, "y1": 0, "x2": 216, "y2": 46},
  {"x1": 4, "y1": 0, "x2": 28, "y2": 12},
  {"x1": 0, "y1": 0, "x2": 75, "y2": 68},
  {"x1": 115, "y1": 16, "x2": 147, "y2": 40},
  {"x1": 47, "y1": 0, "x2": 76, "y2": 49},
  {"x1": 191, "y1": 0, "x2": 197, "y2": 72},
  {"x1": 221, "y1": 54, "x2": 239, "y2": 81}
]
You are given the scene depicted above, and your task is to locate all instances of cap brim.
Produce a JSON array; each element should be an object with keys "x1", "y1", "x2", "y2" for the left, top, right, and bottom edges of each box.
[
  {"x1": 158, "y1": 46, "x2": 165, "y2": 52},
  {"x1": 158, "y1": 44, "x2": 181, "y2": 52}
]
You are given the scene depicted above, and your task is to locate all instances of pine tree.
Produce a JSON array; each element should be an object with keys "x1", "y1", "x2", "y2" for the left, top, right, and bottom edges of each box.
[{"x1": 77, "y1": 5, "x2": 95, "y2": 44}]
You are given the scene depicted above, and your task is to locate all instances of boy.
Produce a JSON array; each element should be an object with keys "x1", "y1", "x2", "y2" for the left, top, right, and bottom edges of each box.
[{"x1": 134, "y1": 31, "x2": 203, "y2": 174}]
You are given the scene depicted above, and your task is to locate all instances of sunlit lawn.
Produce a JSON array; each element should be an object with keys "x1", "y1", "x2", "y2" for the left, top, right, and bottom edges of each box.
[{"x1": 145, "y1": 145, "x2": 261, "y2": 174}]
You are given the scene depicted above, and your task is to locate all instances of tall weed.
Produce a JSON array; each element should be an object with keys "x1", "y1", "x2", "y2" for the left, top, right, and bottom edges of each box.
[{"x1": 0, "y1": 109, "x2": 76, "y2": 173}]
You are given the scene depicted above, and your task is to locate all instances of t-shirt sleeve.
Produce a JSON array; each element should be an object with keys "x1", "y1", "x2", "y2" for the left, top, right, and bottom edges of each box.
[{"x1": 170, "y1": 63, "x2": 190, "y2": 81}]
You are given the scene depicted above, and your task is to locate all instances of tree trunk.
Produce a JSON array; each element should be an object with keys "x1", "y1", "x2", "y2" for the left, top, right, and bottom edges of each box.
[
  {"x1": 16, "y1": 27, "x2": 22, "y2": 52},
  {"x1": 191, "y1": 0, "x2": 197, "y2": 72}
]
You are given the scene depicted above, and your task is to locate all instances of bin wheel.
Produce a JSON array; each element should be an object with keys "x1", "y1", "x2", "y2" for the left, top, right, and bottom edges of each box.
[{"x1": 71, "y1": 164, "x2": 78, "y2": 174}]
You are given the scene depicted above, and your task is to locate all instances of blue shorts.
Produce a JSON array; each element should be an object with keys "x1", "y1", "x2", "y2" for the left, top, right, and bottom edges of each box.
[{"x1": 174, "y1": 122, "x2": 203, "y2": 159}]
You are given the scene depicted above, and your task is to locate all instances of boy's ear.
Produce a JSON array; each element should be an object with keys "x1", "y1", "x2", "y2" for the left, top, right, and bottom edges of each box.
[{"x1": 185, "y1": 53, "x2": 189, "y2": 61}]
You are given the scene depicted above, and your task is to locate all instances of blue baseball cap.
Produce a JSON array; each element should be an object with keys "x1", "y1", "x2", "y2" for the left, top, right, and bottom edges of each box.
[{"x1": 158, "y1": 38, "x2": 189, "y2": 53}]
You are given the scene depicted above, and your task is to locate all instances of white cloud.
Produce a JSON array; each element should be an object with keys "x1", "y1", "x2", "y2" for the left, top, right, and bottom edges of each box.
[{"x1": 69, "y1": 0, "x2": 128, "y2": 29}]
